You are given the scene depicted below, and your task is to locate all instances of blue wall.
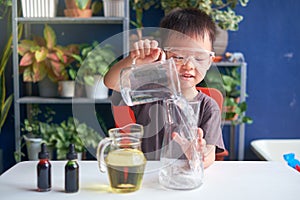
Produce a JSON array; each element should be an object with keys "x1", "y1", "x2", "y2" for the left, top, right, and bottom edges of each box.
[
  {"x1": 226, "y1": 0, "x2": 300, "y2": 159},
  {"x1": 1, "y1": 0, "x2": 300, "y2": 172}
]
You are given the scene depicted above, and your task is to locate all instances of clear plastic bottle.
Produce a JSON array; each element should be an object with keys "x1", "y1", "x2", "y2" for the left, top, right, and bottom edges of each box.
[
  {"x1": 37, "y1": 143, "x2": 51, "y2": 192},
  {"x1": 65, "y1": 144, "x2": 79, "y2": 193}
]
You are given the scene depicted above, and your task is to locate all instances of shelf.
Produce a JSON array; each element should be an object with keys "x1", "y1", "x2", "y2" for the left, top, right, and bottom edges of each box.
[
  {"x1": 16, "y1": 17, "x2": 126, "y2": 24},
  {"x1": 222, "y1": 120, "x2": 234, "y2": 125},
  {"x1": 12, "y1": 0, "x2": 130, "y2": 163},
  {"x1": 213, "y1": 61, "x2": 243, "y2": 67},
  {"x1": 16, "y1": 97, "x2": 111, "y2": 104}
]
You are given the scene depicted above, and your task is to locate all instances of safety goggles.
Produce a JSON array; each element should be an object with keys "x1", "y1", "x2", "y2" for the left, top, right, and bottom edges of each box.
[{"x1": 164, "y1": 47, "x2": 215, "y2": 70}]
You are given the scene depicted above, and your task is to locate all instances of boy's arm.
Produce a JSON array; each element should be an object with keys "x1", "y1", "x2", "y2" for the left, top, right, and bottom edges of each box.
[{"x1": 104, "y1": 56, "x2": 134, "y2": 91}]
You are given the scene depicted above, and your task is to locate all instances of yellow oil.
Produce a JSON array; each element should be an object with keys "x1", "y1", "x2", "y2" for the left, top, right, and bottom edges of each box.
[{"x1": 105, "y1": 149, "x2": 146, "y2": 193}]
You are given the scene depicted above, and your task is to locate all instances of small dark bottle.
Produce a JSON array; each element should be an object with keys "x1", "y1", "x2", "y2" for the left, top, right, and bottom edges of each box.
[
  {"x1": 37, "y1": 143, "x2": 51, "y2": 192},
  {"x1": 65, "y1": 144, "x2": 79, "y2": 193}
]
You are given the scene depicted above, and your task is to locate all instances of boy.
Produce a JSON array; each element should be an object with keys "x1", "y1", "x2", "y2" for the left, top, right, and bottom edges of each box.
[{"x1": 104, "y1": 8, "x2": 225, "y2": 168}]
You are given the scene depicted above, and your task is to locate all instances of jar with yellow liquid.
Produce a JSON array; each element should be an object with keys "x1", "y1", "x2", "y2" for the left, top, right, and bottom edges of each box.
[{"x1": 97, "y1": 123, "x2": 146, "y2": 193}]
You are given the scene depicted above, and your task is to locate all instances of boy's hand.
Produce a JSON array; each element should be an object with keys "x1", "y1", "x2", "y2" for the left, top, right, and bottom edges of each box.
[
  {"x1": 130, "y1": 39, "x2": 164, "y2": 64},
  {"x1": 172, "y1": 128, "x2": 211, "y2": 162}
]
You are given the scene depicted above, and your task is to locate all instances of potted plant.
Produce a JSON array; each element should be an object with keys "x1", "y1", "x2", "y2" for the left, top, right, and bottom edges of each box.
[
  {"x1": 57, "y1": 51, "x2": 83, "y2": 98},
  {"x1": 64, "y1": 0, "x2": 93, "y2": 17},
  {"x1": 200, "y1": 66, "x2": 252, "y2": 125},
  {"x1": 17, "y1": 104, "x2": 102, "y2": 160},
  {"x1": 76, "y1": 41, "x2": 117, "y2": 99},
  {"x1": 39, "y1": 117, "x2": 102, "y2": 160},
  {"x1": 159, "y1": 0, "x2": 249, "y2": 31},
  {"x1": 18, "y1": 24, "x2": 80, "y2": 97},
  {"x1": 17, "y1": 105, "x2": 55, "y2": 161}
]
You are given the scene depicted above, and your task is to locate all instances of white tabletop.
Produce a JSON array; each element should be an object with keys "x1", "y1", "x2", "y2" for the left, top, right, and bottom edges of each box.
[{"x1": 0, "y1": 161, "x2": 299, "y2": 200}]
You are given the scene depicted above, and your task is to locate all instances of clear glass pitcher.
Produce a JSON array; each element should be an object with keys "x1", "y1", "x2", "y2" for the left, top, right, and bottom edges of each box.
[
  {"x1": 120, "y1": 58, "x2": 181, "y2": 106},
  {"x1": 159, "y1": 98, "x2": 204, "y2": 190},
  {"x1": 96, "y1": 123, "x2": 146, "y2": 193}
]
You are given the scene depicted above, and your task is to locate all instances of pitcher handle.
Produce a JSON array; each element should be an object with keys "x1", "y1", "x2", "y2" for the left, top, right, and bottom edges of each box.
[{"x1": 96, "y1": 137, "x2": 113, "y2": 173}]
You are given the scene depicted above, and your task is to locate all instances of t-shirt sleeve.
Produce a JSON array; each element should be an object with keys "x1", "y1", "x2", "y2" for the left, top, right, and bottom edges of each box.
[{"x1": 200, "y1": 99, "x2": 225, "y2": 153}]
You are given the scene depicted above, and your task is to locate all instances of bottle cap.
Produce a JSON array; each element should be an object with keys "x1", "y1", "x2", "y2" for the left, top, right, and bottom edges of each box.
[
  {"x1": 67, "y1": 144, "x2": 78, "y2": 160},
  {"x1": 38, "y1": 143, "x2": 49, "y2": 159}
]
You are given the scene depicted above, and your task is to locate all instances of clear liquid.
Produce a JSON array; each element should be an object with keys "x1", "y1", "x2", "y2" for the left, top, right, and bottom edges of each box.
[
  {"x1": 166, "y1": 96, "x2": 199, "y2": 141},
  {"x1": 105, "y1": 149, "x2": 146, "y2": 193},
  {"x1": 159, "y1": 158, "x2": 203, "y2": 190},
  {"x1": 121, "y1": 87, "x2": 174, "y2": 106}
]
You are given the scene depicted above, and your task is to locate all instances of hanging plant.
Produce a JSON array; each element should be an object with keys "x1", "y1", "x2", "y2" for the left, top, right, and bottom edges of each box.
[{"x1": 160, "y1": 0, "x2": 250, "y2": 31}]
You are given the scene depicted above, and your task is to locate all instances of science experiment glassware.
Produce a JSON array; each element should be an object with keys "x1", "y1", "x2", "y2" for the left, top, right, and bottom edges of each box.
[
  {"x1": 159, "y1": 98, "x2": 204, "y2": 190},
  {"x1": 96, "y1": 123, "x2": 146, "y2": 193},
  {"x1": 120, "y1": 58, "x2": 181, "y2": 106}
]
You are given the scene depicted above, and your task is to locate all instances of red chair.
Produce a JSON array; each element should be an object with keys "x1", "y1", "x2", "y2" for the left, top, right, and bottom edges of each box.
[
  {"x1": 112, "y1": 87, "x2": 229, "y2": 160},
  {"x1": 196, "y1": 87, "x2": 223, "y2": 113},
  {"x1": 112, "y1": 104, "x2": 136, "y2": 128},
  {"x1": 196, "y1": 87, "x2": 229, "y2": 161}
]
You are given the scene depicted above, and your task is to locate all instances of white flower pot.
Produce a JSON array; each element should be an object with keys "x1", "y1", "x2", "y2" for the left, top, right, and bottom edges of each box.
[
  {"x1": 103, "y1": 0, "x2": 124, "y2": 17},
  {"x1": 85, "y1": 75, "x2": 109, "y2": 99},
  {"x1": 24, "y1": 135, "x2": 42, "y2": 161},
  {"x1": 58, "y1": 80, "x2": 75, "y2": 98},
  {"x1": 21, "y1": 0, "x2": 58, "y2": 18}
]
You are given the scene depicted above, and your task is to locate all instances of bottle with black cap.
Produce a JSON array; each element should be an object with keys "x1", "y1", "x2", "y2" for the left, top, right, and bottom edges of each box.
[
  {"x1": 65, "y1": 144, "x2": 79, "y2": 193},
  {"x1": 37, "y1": 143, "x2": 51, "y2": 192}
]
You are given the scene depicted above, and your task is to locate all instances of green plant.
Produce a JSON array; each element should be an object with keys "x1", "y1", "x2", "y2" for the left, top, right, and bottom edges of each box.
[
  {"x1": 0, "y1": 24, "x2": 23, "y2": 133},
  {"x1": 130, "y1": 0, "x2": 158, "y2": 28},
  {"x1": 76, "y1": 41, "x2": 116, "y2": 86},
  {"x1": 17, "y1": 104, "x2": 102, "y2": 160},
  {"x1": 14, "y1": 105, "x2": 55, "y2": 161},
  {"x1": 39, "y1": 117, "x2": 102, "y2": 159},
  {"x1": 75, "y1": 0, "x2": 91, "y2": 10},
  {"x1": 0, "y1": 0, "x2": 12, "y2": 19},
  {"x1": 159, "y1": 0, "x2": 249, "y2": 31},
  {"x1": 18, "y1": 24, "x2": 80, "y2": 83},
  {"x1": 200, "y1": 66, "x2": 252, "y2": 124},
  {"x1": 21, "y1": 105, "x2": 55, "y2": 138}
]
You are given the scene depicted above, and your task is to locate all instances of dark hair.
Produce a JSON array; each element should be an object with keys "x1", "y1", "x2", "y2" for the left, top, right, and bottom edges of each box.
[{"x1": 160, "y1": 8, "x2": 216, "y2": 45}]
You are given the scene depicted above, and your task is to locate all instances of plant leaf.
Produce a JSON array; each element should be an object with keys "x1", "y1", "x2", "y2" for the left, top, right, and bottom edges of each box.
[
  {"x1": 19, "y1": 52, "x2": 34, "y2": 66},
  {"x1": 44, "y1": 24, "x2": 56, "y2": 49},
  {"x1": 17, "y1": 40, "x2": 36, "y2": 56},
  {"x1": 23, "y1": 67, "x2": 33, "y2": 82},
  {"x1": 76, "y1": 0, "x2": 90, "y2": 10},
  {"x1": 0, "y1": 94, "x2": 13, "y2": 128},
  {"x1": 32, "y1": 61, "x2": 47, "y2": 82},
  {"x1": 35, "y1": 47, "x2": 48, "y2": 63}
]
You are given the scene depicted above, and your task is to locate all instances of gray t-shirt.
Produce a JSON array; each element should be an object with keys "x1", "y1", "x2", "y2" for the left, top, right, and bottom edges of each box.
[{"x1": 130, "y1": 91, "x2": 225, "y2": 160}]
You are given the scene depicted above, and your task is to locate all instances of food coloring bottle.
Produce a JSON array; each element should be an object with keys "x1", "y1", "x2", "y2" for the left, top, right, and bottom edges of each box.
[
  {"x1": 37, "y1": 143, "x2": 51, "y2": 192},
  {"x1": 65, "y1": 144, "x2": 79, "y2": 193}
]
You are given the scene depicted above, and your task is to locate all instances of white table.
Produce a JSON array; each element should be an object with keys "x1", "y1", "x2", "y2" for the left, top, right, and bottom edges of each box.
[{"x1": 0, "y1": 161, "x2": 299, "y2": 200}]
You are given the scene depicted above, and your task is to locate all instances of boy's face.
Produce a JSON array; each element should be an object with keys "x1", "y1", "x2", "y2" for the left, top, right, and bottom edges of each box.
[{"x1": 164, "y1": 33, "x2": 214, "y2": 91}]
